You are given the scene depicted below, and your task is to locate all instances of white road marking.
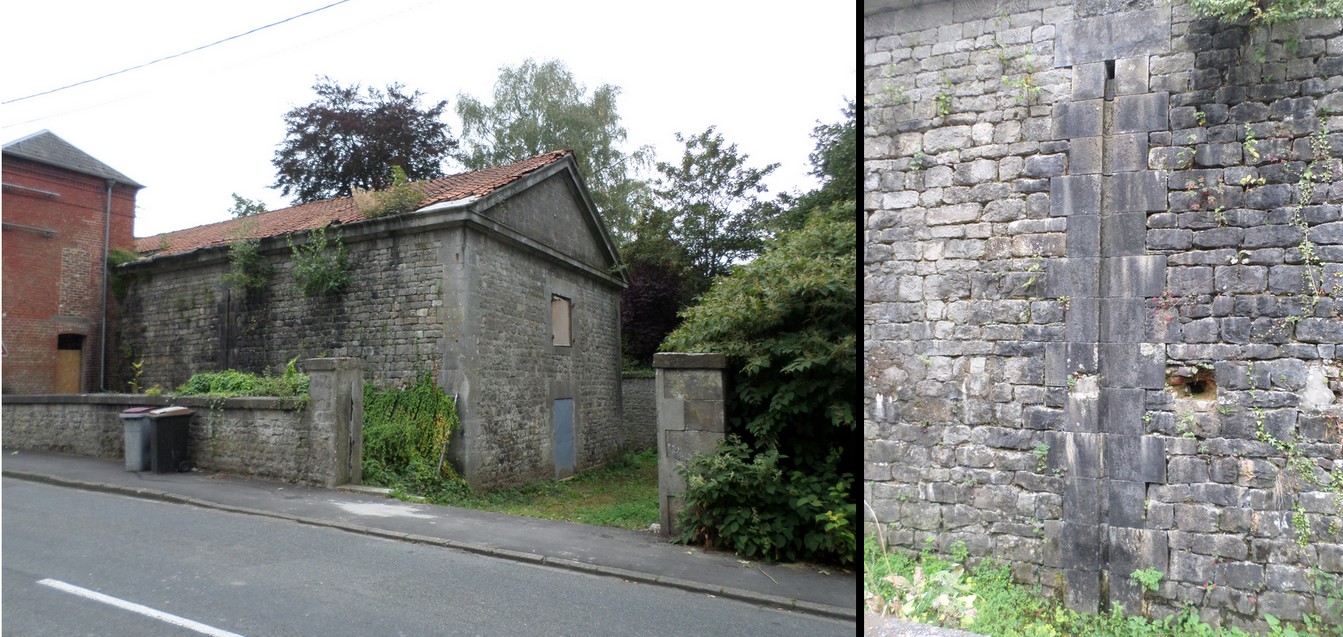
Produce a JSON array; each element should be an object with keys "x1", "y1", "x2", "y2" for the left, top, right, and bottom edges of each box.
[{"x1": 37, "y1": 579, "x2": 245, "y2": 637}]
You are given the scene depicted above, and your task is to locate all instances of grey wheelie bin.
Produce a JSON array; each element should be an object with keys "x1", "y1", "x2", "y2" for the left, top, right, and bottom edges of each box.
[{"x1": 120, "y1": 407, "x2": 154, "y2": 471}]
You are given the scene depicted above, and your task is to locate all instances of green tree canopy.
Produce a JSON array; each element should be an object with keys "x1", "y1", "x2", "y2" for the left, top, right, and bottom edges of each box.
[
  {"x1": 273, "y1": 77, "x2": 456, "y2": 204},
  {"x1": 773, "y1": 101, "x2": 856, "y2": 232},
  {"x1": 652, "y1": 126, "x2": 779, "y2": 291},
  {"x1": 455, "y1": 59, "x2": 652, "y2": 246},
  {"x1": 662, "y1": 199, "x2": 855, "y2": 463}
]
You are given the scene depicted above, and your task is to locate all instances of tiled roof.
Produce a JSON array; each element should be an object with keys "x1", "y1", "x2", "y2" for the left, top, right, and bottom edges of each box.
[
  {"x1": 3, "y1": 130, "x2": 144, "y2": 188},
  {"x1": 135, "y1": 150, "x2": 571, "y2": 257}
]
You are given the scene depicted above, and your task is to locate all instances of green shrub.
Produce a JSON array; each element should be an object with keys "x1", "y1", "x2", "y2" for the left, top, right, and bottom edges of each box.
[
  {"x1": 675, "y1": 435, "x2": 854, "y2": 565},
  {"x1": 289, "y1": 226, "x2": 348, "y2": 297},
  {"x1": 176, "y1": 357, "x2": 309, "y2": 398}
]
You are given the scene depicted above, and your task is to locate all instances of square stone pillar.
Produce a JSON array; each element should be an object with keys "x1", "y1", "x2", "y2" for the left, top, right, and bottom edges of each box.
[
  {"x1": 305, "y1": 358, "x2": 364, "y2": 487},
  {"x1": 653, "y1": 352, "x2": 727, "y2": 537}
]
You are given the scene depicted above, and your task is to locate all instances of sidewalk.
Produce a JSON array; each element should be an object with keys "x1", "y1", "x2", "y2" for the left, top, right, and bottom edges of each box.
[{"x1": 1, "y1": 449, "x2": 856, "y2": 621}]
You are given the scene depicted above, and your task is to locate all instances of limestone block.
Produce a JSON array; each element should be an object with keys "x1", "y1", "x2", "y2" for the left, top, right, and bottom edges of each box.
[
  {"x1": 1052, "y1": 100, "x2": 1104, "y2": 139},
  {"x1": 1050, "y1": 174, "x2": 1102, "y2": 217},
  {"x1": 1101, "y1": 212, "x2": 1148, "y2": 258},
  {"x1": 1114, "y1": 92, "x2": 1169, "y2": 133},
  {"x1": 1115, "y1": 56, "x2": 1149, "y2": 96},
  {"x1": 1102, "y1": 255, "x2": 1167, "y2": 298}
]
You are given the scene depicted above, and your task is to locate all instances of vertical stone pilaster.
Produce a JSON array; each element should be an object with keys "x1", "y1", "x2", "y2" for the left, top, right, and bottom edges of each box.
[
  {"x1": 653, "y1": 352, "x2": 727, "y2": 537},
  {"x1": 1052, "y1": 10, "x2": 1172, "y2": 614},
  {"x1": 305, "y1": 357, "x2": 364, "y2": 487}
]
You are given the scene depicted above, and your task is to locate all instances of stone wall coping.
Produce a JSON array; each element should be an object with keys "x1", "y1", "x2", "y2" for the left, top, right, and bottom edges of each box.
[
  {"x1": 653, "y1": 352, "x2": 727, "y2": 370},
  {"x1": 303, "y1": 357, "x2": 360, "y2": 372},
  {"x1": 1, "y1": 393, "x2": 304, "y2": 411}
]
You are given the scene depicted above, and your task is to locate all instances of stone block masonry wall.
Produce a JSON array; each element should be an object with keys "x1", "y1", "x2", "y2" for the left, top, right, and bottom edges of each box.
[
  {"x1": 115, "y1": 229, "x2": 448, "y2": 392},
  {"x1": 866, "y1": 1, "x2": 1343, "y2": 630},
  {"x1": 1, "y1": 358, "x2": 364, "y2": 487},
  {"x1": 621, "y1": 375, "x2": 657, "y2": 450}
]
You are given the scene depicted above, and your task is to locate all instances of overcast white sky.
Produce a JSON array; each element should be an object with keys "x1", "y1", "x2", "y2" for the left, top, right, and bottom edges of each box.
[{"x1": 1, "y1": 1, "x2": 855, "y2": 238}]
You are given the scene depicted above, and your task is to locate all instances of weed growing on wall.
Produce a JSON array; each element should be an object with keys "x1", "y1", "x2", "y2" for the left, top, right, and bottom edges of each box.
[
  {"x1": 106, "y1": 247, "x2": 141, "y2": 300},
  {"x1": 221, "y1": 237, "x2": 273, "y2": 292},
  {"x1": 289, "y1": 226, "x2": 349, "y2": 297}
]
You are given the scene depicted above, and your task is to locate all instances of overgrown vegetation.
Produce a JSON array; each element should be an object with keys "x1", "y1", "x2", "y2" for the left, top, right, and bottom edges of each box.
[
  {"x1": 1189, "y1": 0, "x2": 1343, "y2": 25},
  {"x1": 356, "y1": 165, "x2": 425, "y2": 219},
  {"x1": 361, "y1": 373, "x2": 460, "y2": 489},
  {"x1": 175, "y1": 357, "x2": 309, "y2": 398},
  {"x1": 360, "y1": 376, "x2": 658, "y2": 530},
  {"x1": 289, "y1": 226, "x2": 349, "y2": 297},
  {"x1": 865, "y1": 535, "x2": 1343, "y2": 636},
  {"x1": 662, "y1": 200, "x2": 856, "y2": 566}
]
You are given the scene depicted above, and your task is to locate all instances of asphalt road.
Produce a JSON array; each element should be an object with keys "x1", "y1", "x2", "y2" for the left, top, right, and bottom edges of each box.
[{"x1": 2, "y1": 478, "x2": 854, "y2": 636}]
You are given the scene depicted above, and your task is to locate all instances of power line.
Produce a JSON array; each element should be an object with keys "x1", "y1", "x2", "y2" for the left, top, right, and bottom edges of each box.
[{"x1": 2, "y1": 0, "x2": 355, "y2": 105}]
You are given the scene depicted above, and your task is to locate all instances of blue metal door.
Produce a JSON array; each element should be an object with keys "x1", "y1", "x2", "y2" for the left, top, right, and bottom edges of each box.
[{"x1": 554, "y1": 398, "x2": 574, "y2": 479}]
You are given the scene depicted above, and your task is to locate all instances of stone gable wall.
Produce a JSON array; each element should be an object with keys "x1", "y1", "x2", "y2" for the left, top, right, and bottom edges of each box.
[{"x1": 865, "y1": 1, "x2": 1343, "y2": 630}]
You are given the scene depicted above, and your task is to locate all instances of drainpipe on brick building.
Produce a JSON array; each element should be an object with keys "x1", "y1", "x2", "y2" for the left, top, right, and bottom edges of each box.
[{"x1": 99, "y1": 179, "x2": 113, "y2": 392}]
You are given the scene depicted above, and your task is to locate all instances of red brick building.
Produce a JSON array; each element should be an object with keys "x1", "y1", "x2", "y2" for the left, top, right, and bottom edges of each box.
[{"x1": 3, "y1": 130, "x2": 142, "y2": 394}]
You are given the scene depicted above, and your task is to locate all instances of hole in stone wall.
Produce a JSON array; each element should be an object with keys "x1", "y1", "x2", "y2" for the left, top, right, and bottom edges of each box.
[
  {"x1": 1105, "y1": 59, "x2": 1116, "y2": 80},
  {"x1": 1166, "y1": 365, "x2": 1217, "y2": 400}
]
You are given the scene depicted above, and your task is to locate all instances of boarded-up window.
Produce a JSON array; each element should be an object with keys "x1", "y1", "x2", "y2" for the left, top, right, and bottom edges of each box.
[{"x1": 552, "y1": 295, "x2": 571, "y2": 347}]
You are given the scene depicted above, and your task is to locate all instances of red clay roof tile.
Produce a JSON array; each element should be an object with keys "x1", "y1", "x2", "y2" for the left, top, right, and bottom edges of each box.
[{"x1": 135, "y1": 150, "x2": 571, "y2": 257}]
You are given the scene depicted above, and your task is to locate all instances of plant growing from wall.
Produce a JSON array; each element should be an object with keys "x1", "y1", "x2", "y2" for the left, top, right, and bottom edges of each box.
[
  {"x1": 1002, "y1": 54, "x2": 1043, "y2": 106},
  {"x1": 935, "y1": 74, "x2": 954, "y2": 118},
  {"x1": 289, "y1": 226, "x2": 349, "y2": 298},
  {"x1": 106, "y1": 247, "x2": 141, "y2": 300},
  {"x1": 221, "y1": 237, "x2": 273, "y2": 292}
]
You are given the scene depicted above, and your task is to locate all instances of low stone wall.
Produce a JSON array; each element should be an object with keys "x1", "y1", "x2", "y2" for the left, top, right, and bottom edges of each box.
[
  {"x1": 1, "y1": 358, "x2": 363, "y2": 487},
  {"x1": 621, "y1": 375, "x2": 656, "y2": 450}
]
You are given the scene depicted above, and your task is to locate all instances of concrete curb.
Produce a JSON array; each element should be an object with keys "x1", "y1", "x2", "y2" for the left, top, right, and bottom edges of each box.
[{"x1": 3, "y1": 469, "x2": 856, "y2": 621}]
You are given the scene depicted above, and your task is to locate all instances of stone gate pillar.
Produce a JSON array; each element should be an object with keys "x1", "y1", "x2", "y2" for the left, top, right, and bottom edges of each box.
[
  {"x1": 305, "y1": 357, "x2": 363, "y2": 487},
  {"x1": 653, "y1": 352, "x2": 727, "y2": 537}
]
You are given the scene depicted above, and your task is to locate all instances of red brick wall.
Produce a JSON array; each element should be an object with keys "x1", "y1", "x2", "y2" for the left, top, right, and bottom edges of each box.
[{"x1": 3, "y1": 157, "x2": 137, "y2": 394}]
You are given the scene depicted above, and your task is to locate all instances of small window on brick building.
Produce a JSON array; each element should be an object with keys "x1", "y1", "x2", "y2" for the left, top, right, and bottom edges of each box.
[{"x1": 552, "y1": 295, "x2": 572, "y2": 347}]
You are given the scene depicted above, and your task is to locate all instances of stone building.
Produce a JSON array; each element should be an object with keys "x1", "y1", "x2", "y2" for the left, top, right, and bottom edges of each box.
[
  {"x1": 2, "y1": 130, "x2": 143, "y2": 394},
  {"x1": 116, "y1": 150, "x2": 627, "y2": 489},
  {"x1": 866, "y1": 1, "x2": 1342, "y2": 630}
]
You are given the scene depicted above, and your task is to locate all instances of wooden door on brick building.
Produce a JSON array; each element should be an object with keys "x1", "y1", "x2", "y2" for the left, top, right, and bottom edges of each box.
[{"x1": 55, "y1": 334, "x2": 83, "y2": 393}]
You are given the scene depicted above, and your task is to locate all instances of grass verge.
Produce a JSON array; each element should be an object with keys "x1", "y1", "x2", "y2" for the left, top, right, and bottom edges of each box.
[
  {"x1": 376, "y1": 448, "x2": 659, "y2": 532},
  {"x1": 864, "y1": 535, "x2": 1342, "y2": 637}
]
